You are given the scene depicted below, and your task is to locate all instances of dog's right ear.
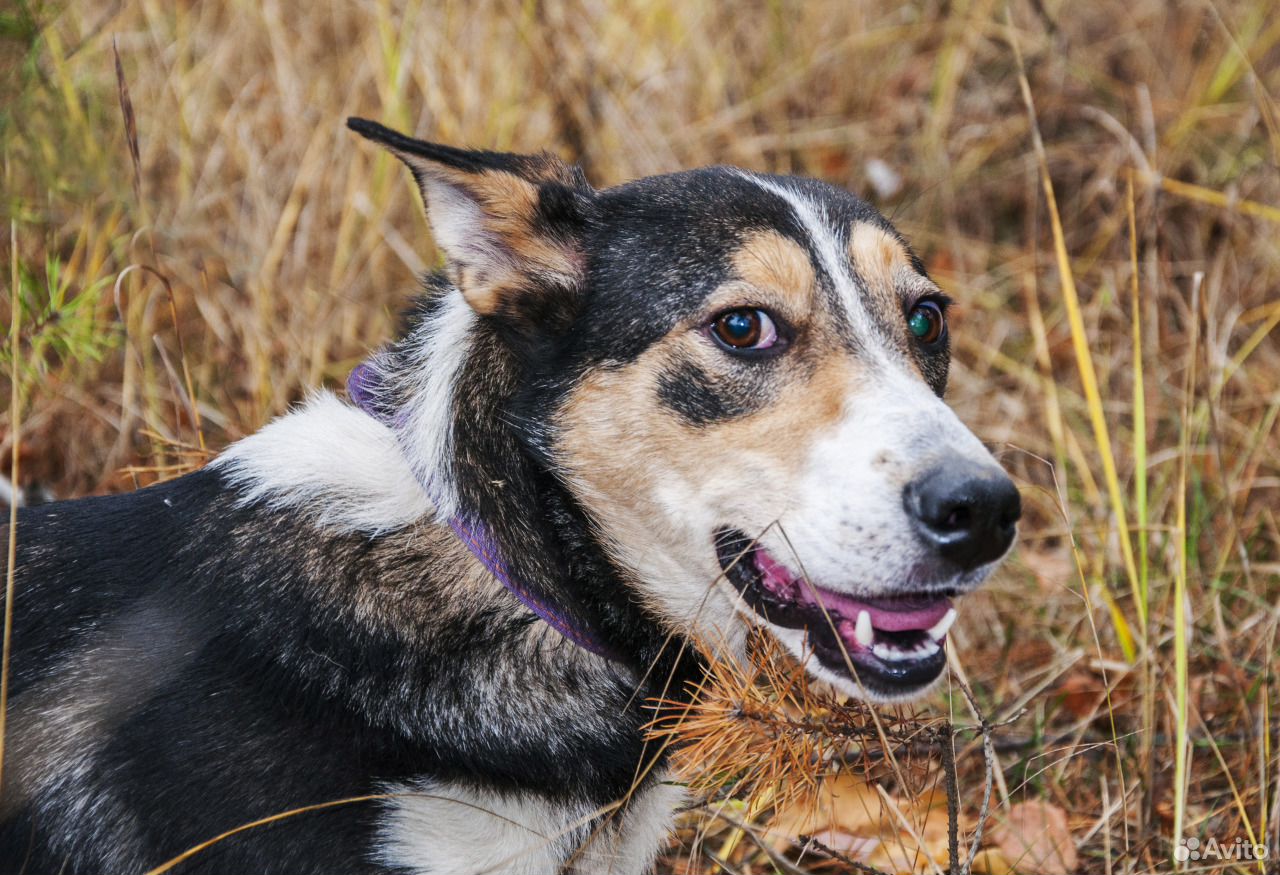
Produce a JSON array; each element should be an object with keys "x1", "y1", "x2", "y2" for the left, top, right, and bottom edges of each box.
[{"x1": 347, "y1": 118, "x2": 594, "y2": 317}]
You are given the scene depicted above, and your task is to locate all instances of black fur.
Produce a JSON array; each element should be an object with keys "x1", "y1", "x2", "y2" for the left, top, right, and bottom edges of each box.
[
  {"x1": 656, "y1": 352, "x2": 775, "y2": 425},
  {"x1": 1, "y1": 465, "x2": 688, "y2": 873}
]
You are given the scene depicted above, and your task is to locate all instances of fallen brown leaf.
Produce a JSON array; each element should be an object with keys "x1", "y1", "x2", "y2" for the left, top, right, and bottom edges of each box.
[
  {"x1": 992, "y1": 800, "x2": 1077, "y2": 874},
  {"x1": 765, "y1": 774, "x2": 957, "y2": 874}
]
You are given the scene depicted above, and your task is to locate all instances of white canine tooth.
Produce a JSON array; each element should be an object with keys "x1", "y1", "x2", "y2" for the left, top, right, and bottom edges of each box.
[
  {"x1": 920, "y1": 640, "x2": 940, "y2": 657},
  {"x1": 854, "y1": 610, "x2": 874, "y2": 648},
  {"x1": 927, "y1": 608, "x2": 958, "y2": 642}
]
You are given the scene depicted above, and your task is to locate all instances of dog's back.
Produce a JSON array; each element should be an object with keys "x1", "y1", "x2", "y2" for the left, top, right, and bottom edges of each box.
[{"x1": 1, "y1": 471, "x2": 394, "y2": 873}]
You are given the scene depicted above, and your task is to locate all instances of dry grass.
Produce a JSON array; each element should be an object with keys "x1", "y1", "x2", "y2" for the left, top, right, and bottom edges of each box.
[{"x1": 2, "y1": 0, "x2": 1279, "y2": 872}]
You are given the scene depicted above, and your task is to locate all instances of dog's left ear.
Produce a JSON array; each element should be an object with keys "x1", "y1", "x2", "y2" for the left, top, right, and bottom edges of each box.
[{"x1": 347, "y1": 118, "x2": 593, "y2": 317}]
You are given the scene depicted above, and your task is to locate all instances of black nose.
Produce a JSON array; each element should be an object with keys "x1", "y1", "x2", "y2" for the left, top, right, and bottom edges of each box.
[{"x1": 903, "y1": 461, "x2": 1021, "y2": 570}]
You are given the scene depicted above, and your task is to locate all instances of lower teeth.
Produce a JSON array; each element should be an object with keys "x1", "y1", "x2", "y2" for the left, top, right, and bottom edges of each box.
[{"x1": 871, "y1": 639, "x2": 940, "y2": 662}]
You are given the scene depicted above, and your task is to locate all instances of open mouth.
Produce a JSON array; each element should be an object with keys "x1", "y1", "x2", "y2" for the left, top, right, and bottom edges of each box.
[{"x1": 715, "y1": 529, "x2": 956, "y2": 697}]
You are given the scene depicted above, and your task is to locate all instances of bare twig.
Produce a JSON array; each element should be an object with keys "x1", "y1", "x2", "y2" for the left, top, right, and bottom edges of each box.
[
  {"x1": 955, "y1": 679, "x2": 996, "y2": 875},
  {"x1": 800, "y1": 835, "x2": 896, "y2": 875}
]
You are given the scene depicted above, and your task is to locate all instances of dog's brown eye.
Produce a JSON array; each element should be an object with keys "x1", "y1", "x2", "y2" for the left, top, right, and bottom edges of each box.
[
  {"x1": 907, "y1": 300, "x2": 945, "y2": 345},
  {"x1": 709, "y1": 308, "x2": 778, "y2": 352}
]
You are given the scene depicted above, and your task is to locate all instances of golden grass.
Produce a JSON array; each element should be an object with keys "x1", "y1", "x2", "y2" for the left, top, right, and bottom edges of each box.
[
  {"x1": 3, "y1": 1, "x2": 1279, "y2": 872},
  {"x1": 0, "y1": 203, "x2": 19, "y2": 799}
]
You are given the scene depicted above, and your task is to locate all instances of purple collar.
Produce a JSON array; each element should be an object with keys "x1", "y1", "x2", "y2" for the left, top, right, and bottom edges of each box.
[{"x1": 347, "y1": 363, "x2": 617, "y2": 661}]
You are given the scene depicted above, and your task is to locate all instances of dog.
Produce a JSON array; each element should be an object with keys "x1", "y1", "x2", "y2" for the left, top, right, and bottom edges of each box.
[{"x1": 0, "y1": 118, "x2": 1020, "y2": 875}]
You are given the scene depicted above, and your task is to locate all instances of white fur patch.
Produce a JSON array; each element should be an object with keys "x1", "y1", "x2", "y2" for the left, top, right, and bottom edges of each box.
[
  {"x1": 0, "y1": 472, "x2": 22, "y2": 507},
  {"x1": 375, "y1": 779, "x2": 681, "y2": 875},
  {"x1": 608, "y1": 780, "x2": 686, "y2": 874},
  {"x1": 212, "y1": 390, "x2": 432, "y2": 535},
  {"x1": 390, "y1": 287, "x2": 478, "y2": 520}
]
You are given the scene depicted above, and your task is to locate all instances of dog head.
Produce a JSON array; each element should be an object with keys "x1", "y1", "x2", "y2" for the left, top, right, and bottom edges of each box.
[{"x1": 350, "y1": 119, "x2": 1020, "y2": 703}]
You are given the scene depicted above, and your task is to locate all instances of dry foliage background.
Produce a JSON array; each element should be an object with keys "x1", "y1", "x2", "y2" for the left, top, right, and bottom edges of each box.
[{"x1": 2, "y1": 1, "x2": 1279, "y2": 873}]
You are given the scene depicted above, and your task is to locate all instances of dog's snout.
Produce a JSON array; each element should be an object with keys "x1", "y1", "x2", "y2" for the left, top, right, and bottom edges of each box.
[{"x1": 903, "y1": 461, "x2": 1021, "y2": 570}]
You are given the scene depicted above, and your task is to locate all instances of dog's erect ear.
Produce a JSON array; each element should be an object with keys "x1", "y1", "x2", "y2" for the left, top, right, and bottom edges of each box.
[{"x1": 347, "y1": 118, "x2": 593, "y2": 316}]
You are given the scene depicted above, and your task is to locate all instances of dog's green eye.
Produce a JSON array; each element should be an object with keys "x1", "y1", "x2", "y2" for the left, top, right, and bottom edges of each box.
[
  {"x1": 709, "y1": 308, "x2": 779, "y2": 353},
  {"x1": 907, "y1": 300, "x2": 945, "y2": 344}
]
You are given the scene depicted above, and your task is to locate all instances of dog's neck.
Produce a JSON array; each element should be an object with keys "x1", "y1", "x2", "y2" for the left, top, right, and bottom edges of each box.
[{"x1": 356, "y1": 280, "x2": 699, "y2": 691}]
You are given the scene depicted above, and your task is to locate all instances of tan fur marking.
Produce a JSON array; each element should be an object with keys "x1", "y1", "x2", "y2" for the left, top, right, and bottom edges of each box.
[
  {"x1": 848, "y1": 222, "x2": 909, "y2": 292},
  {"x1": 408, "y1": 160, "x2": 583, "y2": 315},
  {"x1": 466, "y1": 169, "x2": 581, "y2": 314},
  {"x1": 731, "y1": 230, "x2": 817, "y2": 307},
  {"x1": 847, "y1": 221, "x2": 918, "y2": 359}
]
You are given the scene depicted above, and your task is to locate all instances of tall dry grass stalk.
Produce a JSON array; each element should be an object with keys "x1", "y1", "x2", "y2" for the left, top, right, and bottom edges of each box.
[{"x1": 2, "y1": 1, "x2": 1278, "y2": 872}]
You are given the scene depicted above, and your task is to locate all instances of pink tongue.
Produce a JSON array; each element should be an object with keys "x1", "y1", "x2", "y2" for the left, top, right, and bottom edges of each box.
[
  {"x1": 861, "y1": 596, "x2": 950, "y2": 632},
  {"x1": 756, "y1": 550, "x2": 798, "y2": 598},
  {"x1": 752, "y1": 549, "x2": 952, "y2": 632},
  {"x1": 799, "y1": 585, "x2": 952, "y2": 632}
]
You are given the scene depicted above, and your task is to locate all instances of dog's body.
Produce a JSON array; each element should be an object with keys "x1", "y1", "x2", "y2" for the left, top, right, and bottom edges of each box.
[{"x1": 1, "y1": 120, "x2": 1019, "y2": 874}]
